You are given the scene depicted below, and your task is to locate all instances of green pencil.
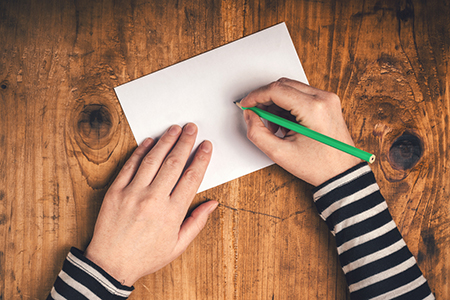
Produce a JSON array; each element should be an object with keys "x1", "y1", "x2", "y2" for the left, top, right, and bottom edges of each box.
[{"x1": 235, "y1": 101, "x2": 375, "y2": 164}]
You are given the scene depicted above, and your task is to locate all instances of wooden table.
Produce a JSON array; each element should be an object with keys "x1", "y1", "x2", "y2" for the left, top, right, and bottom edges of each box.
[{"x1": 1, "y1": 0, "x2": 448, "y2": 299}]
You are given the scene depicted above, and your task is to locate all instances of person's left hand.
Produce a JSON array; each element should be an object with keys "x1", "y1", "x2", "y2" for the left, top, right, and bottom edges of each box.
[{"x1": 84, "y1": 123, "x2": 218, "y2": 287}]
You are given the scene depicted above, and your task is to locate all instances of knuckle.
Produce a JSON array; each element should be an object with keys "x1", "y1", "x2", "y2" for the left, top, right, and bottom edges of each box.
[
  {"x1": 195, "y1": 217, "x2": 207, "y2": 233},
  {"x1": 324, "y1": 92, "x2": 342, "y2": 105},
  {"x1": 122, "y1": 159, "x2": 136, "y2": 172},
  {"x1": 277, "y1": 77, "x2": 289, "y2": 83},
  {"x1": 312, "y1": 92, "x2": 342, "y2": 115},
  {"x1": 268, "y1": 80, "x2": 283, "y2": 91},
  {"x1": 196, "y1": 150, "x2": 210, "y2": 163},
  {"x1": 160, "y1": 132, "x2": 177, "y2": 143},
  {"x1": 136, "y1": 194, "x2": 164, "y2": 213},
  {"x1": 164, "y1": 155, "x2": 181, "y2": 168},
  {"x1": 183, "y1": 168, "x2": 201, "y2": 184},
  {"x1": 142, "y1": 154, "x2": 159, "y2": 168}
]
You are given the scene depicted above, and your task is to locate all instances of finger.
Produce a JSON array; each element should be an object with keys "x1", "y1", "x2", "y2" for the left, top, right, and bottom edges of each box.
[
  {"x1": 173, "y1": 200, "x2": 218, "y2": 256},
  {"x1": 244, "y1": 109, "x2": 290, "y2": 161},
  {"x1": 240, "y1": 80, "x2": 314, "y2": 120},
  {"x1": 129, "y1": 125, "x2": 182, "y2": 188},
  {"x1": 277, "y1": 77, "x2": 324, "y2": 96},
  {"x1": 149, "y1": 123, "x2": 199, "y2": 196},
  {"x1": 277, "y1": 78, "x2": 342, "y2": 121},
  {"x1": 265, "y1": 104, "x2": 297, "y2": 134},
  {"x1": 110, "y1": 138, "x2": 155, "y2": 190},
  {"x1": 170, "y1": 140, "x2": 212, "y2": 205}
]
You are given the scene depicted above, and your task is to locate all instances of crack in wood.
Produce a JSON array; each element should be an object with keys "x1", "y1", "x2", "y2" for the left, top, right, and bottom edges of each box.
[{"x1": 218, "y1": 203, "x2": 309, "y2": 222}]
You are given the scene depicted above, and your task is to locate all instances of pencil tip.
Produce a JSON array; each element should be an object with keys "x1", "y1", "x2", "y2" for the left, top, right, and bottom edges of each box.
[{"x1": 234, "y1": 100, "x2": 243, "y2": 109}]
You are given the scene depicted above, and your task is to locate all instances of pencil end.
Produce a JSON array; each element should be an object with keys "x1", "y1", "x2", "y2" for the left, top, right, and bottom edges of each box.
[{"x1": 234, "y1": 100, "x2": 243, "y2": 110}]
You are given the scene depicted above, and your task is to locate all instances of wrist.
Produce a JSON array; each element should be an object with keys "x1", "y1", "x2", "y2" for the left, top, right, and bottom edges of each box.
[
  {"x1": 313, "y1": 161, "x2": 369, "y2": 195},
  {"x1": 60, "y1": 247, "x2": 134, "y2": 299},
  {"x1": 84, "y1": 246, "x2": 136, "y2": 287},
  {"x1": 315, "y1": 157, "x2": 362, "y2": 186}
]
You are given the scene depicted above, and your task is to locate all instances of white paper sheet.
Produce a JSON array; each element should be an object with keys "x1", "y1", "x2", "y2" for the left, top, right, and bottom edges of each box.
[{"x1": 114, "y1": 22, "x2": 308, "y2": 193}]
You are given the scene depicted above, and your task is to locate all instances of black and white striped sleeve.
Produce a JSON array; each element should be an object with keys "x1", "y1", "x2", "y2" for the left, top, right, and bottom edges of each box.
[
  {"x1": 47, "y1": 247, "x2": 134, "y2": 300},
  {"x1": 313, "y1": 163, "x2": 434, "y2": 300}
]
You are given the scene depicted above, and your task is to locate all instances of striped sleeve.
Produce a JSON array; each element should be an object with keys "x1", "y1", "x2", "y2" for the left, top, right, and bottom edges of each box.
[
  {"x1": 313, "y1": 163, "x2": 434, "y2": 300},
  {"x1": 47, "y1": 247, "x2": 134, "y2": 300}
]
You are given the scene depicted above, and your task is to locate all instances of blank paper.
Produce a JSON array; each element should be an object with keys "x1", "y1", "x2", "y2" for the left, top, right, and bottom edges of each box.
[{"x1": 114, "y1": 22, "x2": 308, "y2": 193}]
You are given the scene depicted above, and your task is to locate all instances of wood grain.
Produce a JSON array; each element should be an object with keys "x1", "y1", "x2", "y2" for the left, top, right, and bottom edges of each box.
[{"x1": 0, "y1": 0, "x2": 448, "y2": 299}]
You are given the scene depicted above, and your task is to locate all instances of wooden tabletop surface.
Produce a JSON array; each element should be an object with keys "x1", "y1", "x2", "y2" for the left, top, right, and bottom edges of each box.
[{"x1": 1, "y1": 0, "x2": 448, "y2": 299}]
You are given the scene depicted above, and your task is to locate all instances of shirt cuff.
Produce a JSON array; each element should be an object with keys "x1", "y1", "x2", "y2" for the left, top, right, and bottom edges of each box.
[
  {"x1": 50, "y1": 247, "x2": 134, "y2": 299},
  {"x1": 312, "y1": 162, "x2": 379, "y2": 233}
]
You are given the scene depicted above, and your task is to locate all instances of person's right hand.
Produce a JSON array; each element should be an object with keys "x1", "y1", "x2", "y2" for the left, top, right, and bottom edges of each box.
[{"x1": 240, "y1": 77, "x2": 362, "y2": 186}]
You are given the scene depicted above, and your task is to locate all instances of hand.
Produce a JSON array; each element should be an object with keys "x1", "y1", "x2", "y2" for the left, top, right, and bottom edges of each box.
[
  {"x1": 240, "y1": 78, "x2": 361, "y2": 186},
  {"x1": 84, "y1": 123, "x2": 218, "y2": 286}
]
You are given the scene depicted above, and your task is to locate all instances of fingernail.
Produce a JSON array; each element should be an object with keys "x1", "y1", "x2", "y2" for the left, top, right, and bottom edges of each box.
[
  {"x1": 201, "y1": 141, "x2": 212, "y2": 153},
  {"x1": 142, "y1": 138, "x2": 152, "y2": 147},
  {"x1": 208, "y1": 201, "x2": 219, "y2": 214},
  {"x1": 184, "y1": 123, "x2": 197, "y2": 135},
  {"x1": 168, "y1": 125, "x2": 181, "y2": 136}
]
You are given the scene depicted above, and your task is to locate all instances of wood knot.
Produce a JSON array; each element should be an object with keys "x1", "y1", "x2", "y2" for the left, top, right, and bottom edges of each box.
[
  {"x1": 397, "y1": 2, "x2": 414, "y2": 23},
  {"x1": 77, "y1": 104, "x2": 113, "y2": 150},
  {"x1": 0, "y1": 80, "x2": 8, "y2": 90},
  {"x1": 71, "y1": 95, "x2": 120, "y2": 166},
  {"x1": 388, "y1": 132, "x2": 423, "y2": 170}
]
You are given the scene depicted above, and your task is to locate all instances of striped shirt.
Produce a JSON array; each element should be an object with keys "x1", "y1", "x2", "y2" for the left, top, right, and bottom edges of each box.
[
  {"x1": 47, "y1": 247, "x2": 133, "y2": 300},
  {"x1": 47, "y1": 163, "x2": 434, "y2": 299},
  {"x1": 313, "y1": 163, "x2": 434, "y2": 299}
]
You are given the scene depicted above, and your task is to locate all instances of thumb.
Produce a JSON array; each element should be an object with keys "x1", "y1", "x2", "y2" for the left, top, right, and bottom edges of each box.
[
  {"x1": 174, "y1": 200, "x2": 218, "y2": 255},
  {"x1": 244, "y1": 109, "x2": 286, "y2": 160}
]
